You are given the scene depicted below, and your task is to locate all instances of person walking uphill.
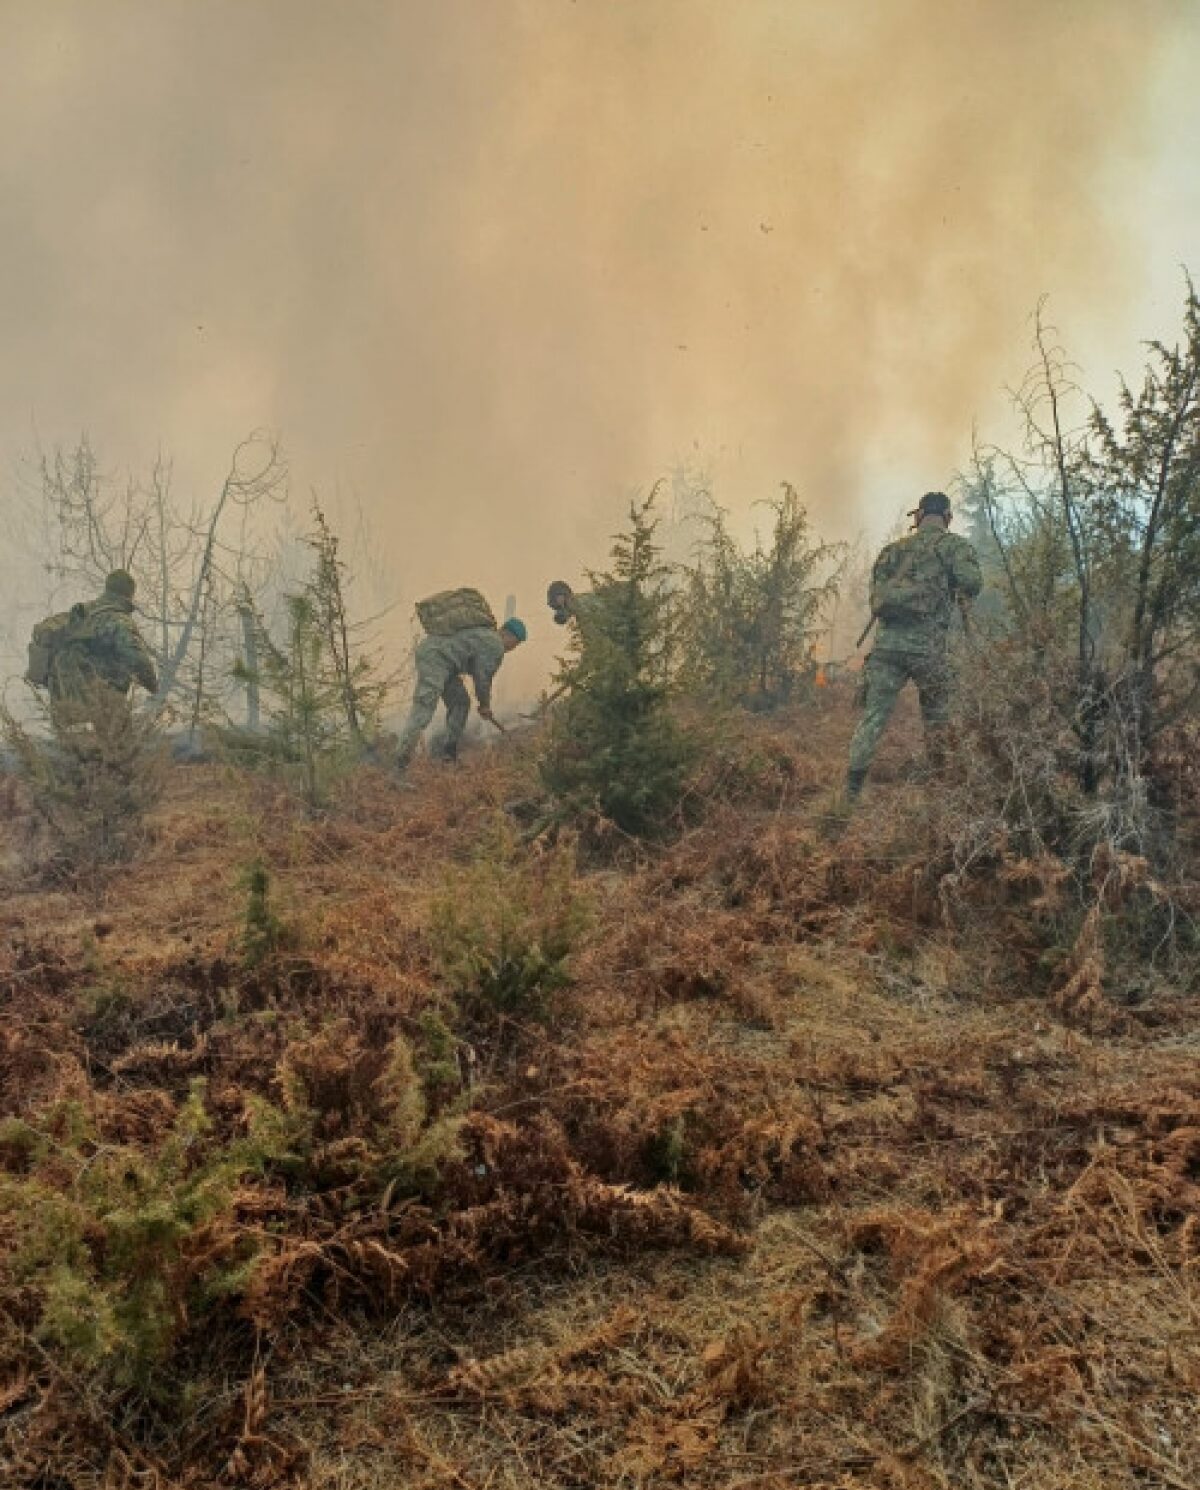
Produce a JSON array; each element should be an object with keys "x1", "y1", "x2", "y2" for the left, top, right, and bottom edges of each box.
[
  {"x1": 27, "y1": 569, "x2": 159, "y2": 715},
  {"x1": 846, "y1": 492, "x2": 981, "y2": 799},
  {"x1": 394, "y1": 587, "x2": 527, "y2": 772}
]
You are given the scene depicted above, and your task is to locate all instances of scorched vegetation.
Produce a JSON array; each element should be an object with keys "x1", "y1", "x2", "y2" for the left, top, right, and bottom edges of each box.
[{"x1": 2, "y1": 683, "x2": 1197, "y2": 1490}]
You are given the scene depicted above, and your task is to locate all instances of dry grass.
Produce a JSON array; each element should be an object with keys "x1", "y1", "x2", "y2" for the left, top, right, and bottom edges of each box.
[{"x1": 1, "y1": 692, "x2": 1197, "y2": 1488}]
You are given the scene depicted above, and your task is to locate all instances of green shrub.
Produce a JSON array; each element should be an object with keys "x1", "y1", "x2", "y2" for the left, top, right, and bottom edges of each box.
[
  {"x1": 239, "y1": 857, "x2": 287, "y2": 966},
  {"x1": 275, "y1": 1022, "x2": 463, "y2": 1192},
  {"x1": 416, "y1": 1006, "x2": 463, "y2": 1103},
  {"x1": 646, "y1": 1113, "x2": 689, "y2": 1184},
  {"x1": 1, "y1": 684, "x2": 165, "y2": 873},
  {"x1": 0, "y1": 1032, "x2": 462, "y2": 1390},
  {"x1": 431, "y1": 829, "x2": 591, "y2": 1022},
  {"x1": 677, "y1": 484, "x2": 844, "y2": 710},
  {"x1": 0, "y1": 1085, "x2": 279, "y2": 1387}
]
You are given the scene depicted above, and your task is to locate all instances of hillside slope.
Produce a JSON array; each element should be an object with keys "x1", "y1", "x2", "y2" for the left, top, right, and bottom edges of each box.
[{"x1": 2, "y1": 694, "x2": 1197, "y2": 1489}]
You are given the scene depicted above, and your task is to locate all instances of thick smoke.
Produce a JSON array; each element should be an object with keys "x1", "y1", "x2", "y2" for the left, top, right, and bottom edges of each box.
[{"x1": 0, "y1": 0, "x2": 1194, "y2": 697}]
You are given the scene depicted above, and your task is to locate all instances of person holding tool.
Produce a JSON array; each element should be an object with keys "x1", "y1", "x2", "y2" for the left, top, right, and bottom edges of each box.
[
  {"x1": 845, "y1": 491, "x2": 982, "y2": 800},
  {"x1": 394, "y1": 587, "x2": 526, "y2": 773}
]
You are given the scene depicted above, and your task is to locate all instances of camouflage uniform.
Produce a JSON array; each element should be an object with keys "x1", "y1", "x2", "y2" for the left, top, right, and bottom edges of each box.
[
  {"x1": 847, "y1": 524, "x2": 982, "y2": 783},
  {"x1": 49, "y1": 589, "x2": 159, "y2": 710},
  {"x1": 565, "y1": 591, "x2": 603, "y2": 640},
  {"x1": 543, "y1": 586, "x2": 604, "y2": 709},
  {"x1": 554, "y1": 587, "x2": 634, "y2": 660},
  {"x1": 395, "y1": 626, "x2": 506, "y2": 767},
  {"x1": 549, "y1": 584, "x2": 602, "y2": 637}
]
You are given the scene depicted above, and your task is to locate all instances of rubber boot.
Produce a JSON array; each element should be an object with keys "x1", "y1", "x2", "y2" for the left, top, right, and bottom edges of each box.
[{"x1": 845, "y1": 768, "x2": 867, "y2": 801}]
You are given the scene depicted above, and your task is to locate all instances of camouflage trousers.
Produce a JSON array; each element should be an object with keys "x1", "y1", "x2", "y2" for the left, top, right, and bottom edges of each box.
[
  {"x1": 395, "y1": 640, "x2": 472, "y2": 768},
  {"x1": 50, "y1": 652, "x2": 132, "y2": 711},
  {"x1": 847, "y1": 648, "x2": 952, "y2": 776},
  {"x1": 47, "y1": 673, "x2": 135, "y2": 734}
]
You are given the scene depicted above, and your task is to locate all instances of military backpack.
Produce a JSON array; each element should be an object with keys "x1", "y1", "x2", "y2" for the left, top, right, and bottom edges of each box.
[
  {"x1": 415, "y1": 587, "x2": 497, "y2": 636},
  {"x1": 25, "y1": 604, "x2": 89, "y2": 689},
  {"x1": 871, "y1": 534, "x2": 954, "y2": 625}
]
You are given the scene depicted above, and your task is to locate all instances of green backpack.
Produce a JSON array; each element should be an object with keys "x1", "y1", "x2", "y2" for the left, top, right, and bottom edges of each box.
[
  {"x1": 871, "y1": 535, "x2": 953, "y2": 625},
  {"x1": 25, "y1": 604, "x2": 88, "y2": 689},
  {"x1": 415, "y1": 587, "x2": 497, "y2": 636}
]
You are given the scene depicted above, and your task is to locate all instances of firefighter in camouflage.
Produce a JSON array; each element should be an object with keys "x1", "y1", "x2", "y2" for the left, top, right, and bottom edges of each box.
[
  {"x1": 395, "y1": 617, "x2": 527, "y2": 770},
  {"x1": 846, "y1": 493, "x2": 982, "y2": 798},
  {"x1": 48, "y1": 570, "x2": 159, "y2": 711}
]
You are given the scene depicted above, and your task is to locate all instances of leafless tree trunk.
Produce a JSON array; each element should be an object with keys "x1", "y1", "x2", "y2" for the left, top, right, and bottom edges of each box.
[{"x1": 237, "y1": 591, "x2": 261, "y2": 732}]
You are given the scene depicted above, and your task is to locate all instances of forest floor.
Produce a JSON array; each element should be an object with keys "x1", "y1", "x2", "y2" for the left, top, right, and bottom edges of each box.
[{"x1": 1, "y1": 690, "x2": 1198, "y2": 1489}]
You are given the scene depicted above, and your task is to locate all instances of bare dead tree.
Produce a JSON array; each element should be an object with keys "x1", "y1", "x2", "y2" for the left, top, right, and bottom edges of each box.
[
  {"x1": 978, "y1": 306, "x2": 1103, "y2": 792},
  {"x1": 960, "y1": 278, "x2": 1200, "y2": 846},
  {"x1": 153, "y1": 432, "x2": 288, "y2": 708},
  {"x1": 183, "y1": 568, "x2": 217, "y2": 755}
]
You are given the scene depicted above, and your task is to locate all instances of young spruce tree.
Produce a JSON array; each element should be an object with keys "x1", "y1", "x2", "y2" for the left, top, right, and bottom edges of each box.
[
  {"x1": 679, "y1": 484, "x2": 843, "y2": 709},
  {"x1": 540, "y1": 494, "x2": 692, "y2": 837},
  {"x1": 230, "y1": 505, "x2": 388, "y2": 807},
  {"x1": 305, "y1": 503, "x2": 389, "y2": 751}
]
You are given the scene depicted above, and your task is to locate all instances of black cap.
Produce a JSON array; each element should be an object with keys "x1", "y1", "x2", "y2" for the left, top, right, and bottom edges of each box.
[
  {"x1": 105, "y1": 568, "x2": 136, "y2": 600},
  {"x1": 911, "y1": 491, "x2": 951, "y2": 519}
]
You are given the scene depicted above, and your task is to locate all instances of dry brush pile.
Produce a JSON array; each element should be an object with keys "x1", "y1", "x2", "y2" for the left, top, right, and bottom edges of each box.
[{"x1": 1, "y1": 693, "x2": 1197, "y2": 1488}]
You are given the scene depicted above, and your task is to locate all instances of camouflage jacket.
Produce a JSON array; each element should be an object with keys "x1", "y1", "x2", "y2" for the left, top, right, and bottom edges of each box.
[
  {"x1": 418, "y1": 625, "x2": 506, "y2": 707},
  {"x1": 51, "y1": 597, "x2": 159, "y2": 700},
  {"x1": 570, "y1": 584, "x2": 638, "y2": 639},
  {"x1": 569, "y1": 591, "x2": 603, "y2": 639},
  {"x1": 870, "y1": 525, "x2": 982, "y2": 656}
]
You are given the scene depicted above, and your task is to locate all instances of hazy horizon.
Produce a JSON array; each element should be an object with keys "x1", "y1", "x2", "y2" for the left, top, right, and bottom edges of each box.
[{"x1": 1, "y1": 0, "x2": 1198, "y2": 702}]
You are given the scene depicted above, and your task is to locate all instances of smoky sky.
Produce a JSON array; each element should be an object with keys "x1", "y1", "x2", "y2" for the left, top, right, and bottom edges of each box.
[{"x1": 1, "y1": 0, "x2": 1197, "y2": 692}]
